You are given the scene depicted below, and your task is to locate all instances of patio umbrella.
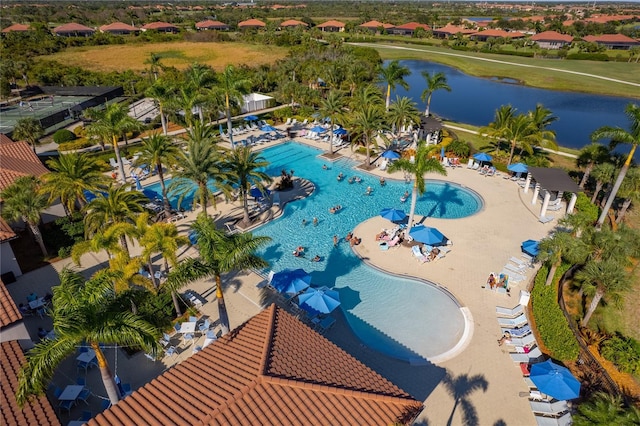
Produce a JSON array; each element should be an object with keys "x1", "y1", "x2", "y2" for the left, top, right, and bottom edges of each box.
[
  {"x1": 270, "y1": 269, "x2": 312, "y2": 293},
  {"x1": 260, "y1": 124, "x2": 277, "y2": 132},
  {"x1": 381, "y1": 150, "x2": 400, "y2": 160},
  {"x1": 133, "y1": 175, "x2": 142, "y2": 191},
  {"x1": 310, "y1": 125, "x2": 327, "y2": 133},
  {"x1": 244, "y1": 115, "x2": 258, "y2": 121},
  {"x1": 298, "y1": 286, "x2": 341, "y2": 315},
  {"x1": 188, "y1": 231, "x2": 198, "y2": 245},
  {"x1": 508, "y1": 163, "x2": 528, "y2": 173},
  {"x1": 333, "y1": 128, "x2": 347, "y2": 135},
  {"x1": 409, "y1": 225, "x2": 446, "y2": 246},
  {"x1": 219, "y1": 123, "x2": 224, "y2": 135},
  {"x1": 142, "y1": 188, "x2": 161, "y2": 201},
  {"x1": 282, "y1": 278, "x2": 311, "y2": 295},
  {"x1": 473, "y1": 152, "x2": 493, "y2": 163},
  {"x1": 530, "y1": 360, "x2": 581, "y2": 400},
  {"x1": 521, "y1": 239, "x2": 540, "y2": 257},
  {"x1": 380, "y1": 208, "x2": 406, "y2": 222},
  {"x1": 249, "y1": 186, "x2": 271, "y2": 199}
]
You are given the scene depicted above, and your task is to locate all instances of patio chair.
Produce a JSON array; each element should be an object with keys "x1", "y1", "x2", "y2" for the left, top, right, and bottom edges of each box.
[
  {"x1": 198, "y1": 319, "x2": 210, "y2": 333},
  {"x1": 504, "y1": 263, "x2": 527, "y2": 274},
  {"x1": 173, "y1": 323, "x2": 181, "y2": 334},
  {"x1": 182, "y1": 333, "x2": 194, "y2": 346},
  {"x1": 507, "y1": 333, "x2": 536, "y2": 348},
  {"x1": 509, "y1": 257, "x2": 528, "y2": 268},
  {"x1": 78, "y1": 387, "x2": 91, "y2": 405},
  {"x1": 539, "y1": 216, "x2": 554, "y2": 224},
  {"x1": 509, "y1": 346, "x2": 542, "y2": 363},
  {"x1": 58, "y1": 399, "x2": 75, "y2": 415},
  {"x1": 189, "y1": 316, "x2": 198, "y2": 323},
  {"x1": 495, "y1": 304, "x2": 524, "y2": 318},
  {"x1": 165, "y1": 346, "x2": 177, "y2": 357},
  {"x1": 160, "y1": 333, "x2": 171, "y2": 347},
  {"x1": 534, "y1": 412, "x2": 572, "y2": 426},
  {"x1": 498, "y1": 313, "x2": 528, "y2": 328},
  {"x1": 77, "y1": 360, "x2": 95, "y2": 374},
  {"x1": 530, "y1": 400, "x2": 569, "y2": 415},
  {"x1": 502, "y1": 324, "x2": 531, "y2": 337}
]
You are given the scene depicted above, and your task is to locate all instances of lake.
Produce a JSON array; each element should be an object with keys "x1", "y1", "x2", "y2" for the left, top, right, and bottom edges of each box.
[{"x1": 390, "y1": 60, "x2": 637, "y2": 153}]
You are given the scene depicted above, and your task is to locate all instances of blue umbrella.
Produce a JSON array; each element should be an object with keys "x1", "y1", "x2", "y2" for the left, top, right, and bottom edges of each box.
[
  {"x1": 270, "y1": 269, "x2": 312, "y2": 293},
  {"x1": 530, "y1": 360, "x2": 581, "y2": 400},
  {"x1": 381, "y1": 150, "x2": 400, "y2": 160},
  {"x1": 333, "y1": 127, "x2": 347, "y2": 135},
  {"x1": 508, "y1": 163, "x2": 529, "y2": 173},
  {"x1": 83, "y1": 190, "x2": 97, "y2": 202},
  {"x1": 249, "y1": 186, "x2": 271, "y2": 199},
  {"x1": 188, "y1": 231, "x2": 198, "y2": 245},
  {"x1": 473, "y1": 152, "x2": 493, "y2": 162},
  {"x1": 441, "y1": 146, "x2": 445, "y2": 159},
  {"x1": 521, "y1": 239, "x2": 540, "y2": 257},
  {"x1": 219, "y1": 123, "x2": 224, "y2": 135},
  {"x1": 409, "y1": 225, "x2": 446, "y2": 246},
  {"x1": 298, "y1": 286, "x2": 341, "y2": 315},
  {"x1": 282, "y1": 278, "x2": 311, "y2": 295},
  {"x1": 133, "y1": 175, "x2": 142, "y2": 191},
  {"x1": 244, "y1": 115, "x2": 258, "y2": 121},
  {"x1": 380, "y1": 208, "x2": 406, "y2": 222},
  {"x1": 260, "y1": 124, "x2": 277, "y2": 132},
  {"x1": 142, "y1": 188, "x2": 161, "y2": 201},
  {"x1": 310, "y1": 125, "x2": 327, "y2": 133}
]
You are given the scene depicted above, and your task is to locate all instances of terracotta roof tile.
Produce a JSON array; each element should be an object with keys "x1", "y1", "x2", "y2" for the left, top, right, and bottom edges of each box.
[
  {"x1": 195, "y1": 20, "x2": 229, "y2": 29},
  {"x1": 90, "y1": 305, "x2": 422, "y2": 426},
  {"x1": 471, "y1": 29, "x2": 525, "y2": 38},
  {"x1": 583, "y1": 34, "x2": 639, "y2": 44},
  {"x1": 317, "y1": 20, "x2": 345, "y2": 28},
  {"x1": 53, "y1": 23, "x2": 95, "y2": 33},
  {"x1": 0, "y1": 341, "x2": 61, "y2": 426},
  {"x1": 1, "y1": 24, "x2": 31, "y2": 33},
  {"x1": 0, "y1": 141, "x2": 49, "y2": 194},
  {"x1": 99, "y1": 22, "x2": 138, "y2": 32},
  {"x1": 433, "y1": 24, "x2": 476, "y2": 35},
  {"x1": 238, "y1": 19, "x2": 266, "y2": 27},
  {"x1": 0, "y1": 279, "x2": 21, "y2": 328},
  {"x1": 531, "y1": 31, "x2": 574, "y2": 43},
  {"x1": 280, "y1": 19, "x2": 308, "y2": 27},
  {"x1": 360, "y1": 20, "x2": 394, "y2": 29},
  {"x1": 141, "y1": 22, "x2": 178, "y2": 30},
  {"x1": 394, "y1": 22, "x2": 431, "y2": 31}
]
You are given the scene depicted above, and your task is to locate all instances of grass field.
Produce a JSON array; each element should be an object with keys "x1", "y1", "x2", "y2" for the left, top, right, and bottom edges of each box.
[
  {"x1": 366, "y1": 42, "x2": 640, "y2": 99},
  {"x1": 40, "y1": 42, "x2": 289, "y2": 72}
]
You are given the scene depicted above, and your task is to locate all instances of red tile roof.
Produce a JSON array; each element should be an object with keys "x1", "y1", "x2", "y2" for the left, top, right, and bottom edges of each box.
[
  {"x1": 393, "y1": 22, "x2": 431, "y2": 31},
  {"x1": 238, "y1": 18, "x2": 266, "y2": 27},
  {"x1": 586, "y1": 14, "x2": 637, "y2": 24},
  {"x1": 317, "y1": 20, "x2": 346, "y2": 28},
  {"x1": 141, "y1": 21, "x2": 178, "y2": 30},
  {"x1": 433, "y1": 24, "x2": 476, "y2": 35},
  {"x1": 280, "y1": 19, "x2": 308, "y2": 27},
  {"x1": 89, "y1": 305, "x2": 422, "y2": 426},
  {"x1": 531, "y1": 31, "x2": 573, "y2": 43},
  {"x1": 0, "y1": 340, "x2": 61, "y2": 426},
  {"x1": 471, "y1": 29, "x2": 525, "y2": 38},
  {"x1": 1, "y1": 24, "x2": 31, "y2": 33},
  {"x1": 0, "y1": 279, "x2": 21, "y2": 328},
  {"x1": 99, "y1": 22, "x2": 138, "y2": 32},
  {"x1": 0, "y1": 141, "x2": 49, "y2": 194},
  {"x1": 195, "y1": 20, "x2": 229, "y2": 29},
  {"x1": 52, "y1": 23, "x2": 95, "y2": 34},
  {"x1": 583, "y1": 34, "x2": 639, "y2": 44},
  {"x1": 360, "y1": 20, "x2": 394, "y2": 29},
  {"x1": 0, "y1": 218, "x2": 17, "y2": 245}
]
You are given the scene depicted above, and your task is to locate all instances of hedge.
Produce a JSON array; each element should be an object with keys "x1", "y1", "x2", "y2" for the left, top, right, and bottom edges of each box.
[
  {"x1": 58, "y1": 138, "x2": 92, "y2": 151},
  {"x1": 566, "y1": 53, "x2": 609, "y2": 61},
  {"x1": 531, "y1": 264, "x2": 580, "y2": 361},
  {"x1": 53, "y1": 129, "x2": 76, "y2": 144}
]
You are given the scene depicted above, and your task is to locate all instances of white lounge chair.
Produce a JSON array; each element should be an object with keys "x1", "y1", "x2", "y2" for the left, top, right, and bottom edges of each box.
[
  {"x1": 509, "y1": 257, "x2": 528, "y2": 268},
  {"x1": 506, "y1": 332, "x2": 536, "y2": 348},
  {"x1": 530, "y1": 400, "x2": 570, "y2": 415},
  {"x1": 504, "y1": 263, "x2": 527, "y2": 274},
  {"x1": 534, "y1": 412, "x2": 572, "y2": 426},
  {"x1": 509, "y1": 346, "x2": 543, "y2": 362},
  {"x1": 495, "y1": 304, "x2": 524, "y2": 318},
  {"x1": 502, "y1": 324, "x2": 531, "y2": 337},
  {"x1": 411, "y1": 245, "x2": 429, "y2": 263},
  {"x1": 501, "y1": 269, "x2": 526, "y2": 282},
  {"x1": 498, "y1": 313, "x2": 528, "y2": 328}
]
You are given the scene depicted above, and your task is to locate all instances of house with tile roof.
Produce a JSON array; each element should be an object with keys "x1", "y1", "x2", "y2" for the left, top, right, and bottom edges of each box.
[
  {"x1": 0, "y1": 219, "x2": 21, "y2": 280},
  {"x1": 0, "y1": 279, "x2": 30, "y2": 342},
  {"x1": 195, "y1": 20, "x2": 230, "y2": 31},
  {"x1": 390, "y1": 22, "x2": 431, "y2": 36},
  {"x1": 317, "y1": 20, "x2": 346, "y2": 32},
  {"x1": 89, "y1": 305, "x2": 423, "y2": 426},
  {"x1": 0, "y1": 139, "x2": 49, "y2": 195},
  {"x1": 279, "y1": 19, "x2": 308, "y2": 28},
  {"x1": 432, "y1": 24, "x2": 476, "y2": 38},
  {"x1": 141, "y1": 22, "x2": 179, "y2": 33},
  {"x1": 1, "y1": 23, "x2": 31, "y2": 33},
  {"x1": 52, "y1": 23, "x2": 95, "y2": 37},
  {"x1": 359, "y1": 20, "x2": 395, "y2": 33},
  {"x1": 238, "y1": 18, "x2": 267, "y2": 30},
  {"x1": 99, "y1": 22, "x2": 139, "y2": 35},
  {"x1": 470, "y1": 29, "x2": 525, "y2": 41},
  {"x1": 530, "y1": 31, "x2": 574, "y2": 49},
  {"x1": 583, "y1": 34, "x2": 640, "y2": 50}
]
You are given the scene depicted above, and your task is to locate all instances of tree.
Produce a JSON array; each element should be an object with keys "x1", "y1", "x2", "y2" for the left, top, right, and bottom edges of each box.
[
  {"x1": 134, "y1": 133, "x2": 180, "y2": 217},
  {"x1": 215, "y1": 65, "x2": 251, "y2": 148},
  {"x1": 169, "y1": 215, "x2": 271, "y2": 335},
  {"x1": 387, "y1": 141, "x2": 447, "y2": 229},
  {"x1": 318, "y1": 90, "x2": 346, "y2": 155},
  {"x1": 349, "y1": 102, "x2": 387, "y2": 167},
  {"x1": 573, "y1": 391, "x2": 640, "y2": 426},
  {"x1": 85, "y1": 103, "x2": 143, "y2": 183},
  {"x1": 0, "y1": 176, "x2": 50, "y2": 256},
  {"x1": 527, "y1": 104, "x2": 559, "y2": 152},
  {"x1": 420, "y1": 71, "x2": 451, "y2": 117},
  {"x1": 146, "y1": 79, "x2": 176, "y2": 135},
  {"x1": 576, "y1": 143, "x2": 611, "y2": 189},
  {"x1": 387, "y1": 96, "x2": 420, "y2": 140},
  {"x1": 482, "y1": 105, "x2": 540, "y2": 165},
  {"x1": 42, "y1": 152, "x2": 108, "y2": 214},
  {"x1": 615, "y1": 167, "x2": 640, "y2": 224},
  {"x1": 590, "y1": 162, "x2": 616, "y2": 204},
  {"x1": 144, "y1": 52, "x2": 163, "y2": 81},
  {"x1": 224, "y1": 146, "x2": 272, "y2": 226},
  {"x1": 378, "y1": 60, "x2": 411, "y2": 111},
  {"x1": 575, "y1": 258, "x2": 632, "y2": 327},
  {"x1": 537, "y1": 231, "x2": 587, "y2": 286},
  {"x1": 16, "y1": 268, "x2": 160, "y2": 407},
  {"x1": 591, "y1": 103, "x2": 640, "y2": 228},
  {"x1": 12, "y1": 117, "x2": 44, "y2": 153}
]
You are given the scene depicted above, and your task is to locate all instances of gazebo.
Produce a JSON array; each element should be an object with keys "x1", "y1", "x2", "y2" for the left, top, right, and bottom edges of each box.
[
  {"x1": 524, "y1": 167, "x2": 581, "y2": 222},
  {"x1": 418, "y1": 116, "x2": 443, "y2": 145}
]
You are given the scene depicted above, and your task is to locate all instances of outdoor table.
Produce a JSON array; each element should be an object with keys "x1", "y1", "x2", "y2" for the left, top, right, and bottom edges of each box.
[
  {"x1": 76, "y1": 349, "x2": 96, "y2": 363},
  {"x1": 58, "y1": 385, "x2": 84, "y2": 401},
  {"x1": 28, "y1": 297, "x2": 46, "y2": 310},
  {"x1": 179, "y1": 321, "x2": 197, "y2": 334}
]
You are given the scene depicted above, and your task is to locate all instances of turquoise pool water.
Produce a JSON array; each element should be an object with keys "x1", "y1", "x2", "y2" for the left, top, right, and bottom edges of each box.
[{"x1": 149, "y1": 142, "x2": 482, "y2": 361}]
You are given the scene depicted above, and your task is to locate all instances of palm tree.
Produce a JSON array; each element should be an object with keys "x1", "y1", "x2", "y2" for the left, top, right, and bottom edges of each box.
[
  {"x1": 85, "y1": 103, "x2": 143, "y2": 183},
  {"x1": 590, "y1": 162, "x2": 616, "y2": 204},
  {"x1": 318, "y1": 90, "x2": 346, "y2": 155},
  {"x1": 615, "y1": 167, "x2": 640, "y2": 223},
  {"x1": 527, "y1": 104, "x2": 559, "y2": 152},
  {"x1": 482, "y1": 105, "x2": 539, "y2": 165},
  {"x1": 146, "y1": 79, "x2": 176, "y2": 135},
  {"x1": 576, "y1": 143, "x2": 611, "y2": 189},
  {"x1": 16, "y1": 268, "x2": 160, "y2": 407},
  {"x1": 0, "y1": 176, "x2": 50, "y2": 256},
  {"x1": 144, "y1": 52, "x2": 164, "y2": 81},
  {"x1": 12, "y1": 117, "x2": 44, "y2": 153},
  {"x1": 537, "y1": 231, "x2": 587, "y2": 286},
  {"x1": 378, "y1": 60, "x2": 411, "y2": 110},
  {"x1": 591, "y1": 103, "x2": 640, "y2": 228},
  {"x1": 168, "y1": 214, "x2": 271, "y2": 335},
  {"x1": 575, "y1": 259, "x2": 632, "y2": 327},
  {"x1": 387, "y1": 141, "x2": 447, "y2": 229},
  {"x1": 349, "y1": 103, "x2": 387, "y2": 167},
  {"x1": 442, "y1": 372, "x2": 488, "y2": 426},
  {"x1": 388, "y1": 96, "x2": 420, "y2": 140},
  {"x1": 134, "y1": 133, "x2": 180, "y2": 216},
  {"x1": 215, "y1": 65, "x2": 251, "y2": 148},
  {"x1": 573, "y1": 392, "x2": 640, "y2": 426},
  {"x1": 420, "y1": 71, "x2": 451, "y2": 117},
  {"x1": 42, "y1": 152, "x2": 108, "y2": 214},
  {"x1": 225, "y1": 146, "x2": 272, "y2": 226}
]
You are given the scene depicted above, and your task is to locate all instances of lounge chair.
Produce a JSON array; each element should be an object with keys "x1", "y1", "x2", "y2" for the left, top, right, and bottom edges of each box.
[
  {"x1": 495, "y1": 304, "x2": 524, "y2": 318},
  {"x1": 502, "y1": 324, "x2": 531, "y2": 337},
  {"x1": 501, "y1": 269, "x2": 526, "y2": 283},
  {"x1": 539, "y1": 216, "x2": 554, "y2": 224},
  {"x1": 507, "y1": 333, "x2": 537, "y2": 348},
  {"x1": 411, "y1": 245, "x2": 429, "y2": 263},
  {"x1": 498, "y1": 313, "x2": 528, "y2": 328},
  {"x1": 534, "y1": 412, "x2": 572, "y2": 426},
  {"x1": 109, "y1": 158, "x2": 118, "y2": 169},
  {"x1": 509, "y1": 257, "x2": 528, "y2": 268},
  {"x1": 547, "y1": 203, "x2": 564, "y2": 212},
  {"x1": 504, "y1": 263, "x2": 527, "y2": 274},
  {"x1": 387, "y1": 236, "x2": 401, "y2": 248},
  {"x1": 509, "y1": 346, "x2": 543, "y2": 363},
  {"x1": 471, "y1": 162, "x2": 480, "y2": 170},
  {"x1": 530, "y1": 400, "x2": 569, "y2": 415}
]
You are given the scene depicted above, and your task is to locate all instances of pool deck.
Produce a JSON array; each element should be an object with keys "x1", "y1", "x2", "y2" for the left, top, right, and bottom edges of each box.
[{"x1": 8, "y1": 131, "x2": 562, "y2": 425}]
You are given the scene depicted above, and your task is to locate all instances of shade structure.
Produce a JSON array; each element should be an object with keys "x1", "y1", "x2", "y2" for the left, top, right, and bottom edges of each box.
[
  {"x1": 282, "y1": 278, "x2": 311, "y2": 295},
  {"x1": 381, "y1": 150, "x2": 401, "y2": 160},
  {"x1": 249, "y1": 186, "x2": 271, "y2": 199},
  {"x1": 409, "y1": 225, "x2": 446, "y2": 246},
  {"x1": 333, "y1": 127, "x2": 347, "y2": 135},
  {"x1": 270, "y1": 269, "x2": 312, "y2": 293},
  {"x1": 298, "y1": 286, "x2": 341, "y2": 315},
  {"x1": 521, "y1": 239, "x2": 540, "y2": 257},
  {"x1": 530, "y1": 360, "x2": 581, "y2": 400},
  {"x1": 380, "y1": 208, "x2": 406, "y2": 222},
  {"x1": 473, "y1": 152, "x2": 493, "y2": 162},
  {"x1": 508, "y1": 162, "x2": 528, "y2": 173},
  {"x1": 310, "y1": 125, "x2": 327, "y2": 133},
  {"x1": 260, "y1": 125, "x2": 277, "y2": 132},
  {"x1": 142, "y1": 188, "x2": 161, "y2": 201},
  {"x1": 244, "y1": 115, "x2": 258, "y2": 121}
]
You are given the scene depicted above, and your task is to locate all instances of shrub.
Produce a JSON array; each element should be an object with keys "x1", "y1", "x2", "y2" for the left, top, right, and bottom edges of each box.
[
  {"x1": 447, "y1": 139, "x2": 471, "y2": 158},
  {"x1": 566, "y1": 53, "x2": 609, "y2": 61},
  {"x1": 600, "y1": 334, "x2": 640, "y2": 376},
  {"x1": 575, "y1": 192, "x2": 599, "y2": 222},
  {"x1": 53, "y1": 129, "x2": 77, "y2": 144},
  {"x1": 531, "y1": 264, "x2": 580, "y2": 361},
  {"x1": 58, "y1": 138, "x2": 92, "y2": 151}
]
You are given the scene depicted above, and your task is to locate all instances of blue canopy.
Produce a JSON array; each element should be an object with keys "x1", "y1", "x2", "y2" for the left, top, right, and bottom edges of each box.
[
  {"x1": 380, "y1": 208, "x2": 406, "y2": 222},
  {"x1": 133, "y1": 175, "x2": 142, "y2": 191},
  {"x1": 409, "y1": 225, "x2": 446, "y2": 246},
  {"x1": 333, "y1": 128, "x2": 347, "y2": 135},
  {"x1": 530, "y1": 360, "x2": 581, "y2": 400},
  {"x1": 260, "y1": 125, "x2": 277, "y2": 132},
  {"x1": 508, "y1": 163, "x2": 529, "y2": 173},
  {"x1": 381, "y1": 150, "x2": 400, "y2": 160},
  {"x1": 271, "y1": 269, "x2": 312, "y2": 293},
  {"x1": 521, "y1": 239, "x2": 539, "y2": 257},
  {"x1": 281, "y1": 278, "x2": 310, "y2": 295},
  {"x1": 83, "y1": 190, "x2": 107, "y2": 202},
  {"x1": 310, "y1": 125, "x2": 327, "y2": 133},
  {"x1": 142, "y1": 188, "x2": 161, "y2": 201},
  {"x1": 473, "y1": 152, "x2": 493, "y2": 162},
  {"x1": 298, "y1": 286, "x2": 341, "y2": 315},
  {"x1": 244, "y1": 115, "x2": 258, "y2": 121},
  {"x1": 188, "y1": 231, "x2": 198, "y2": 245},
  {"x1": 249, "y1": 186, "x2": 271, "y2": 199}
]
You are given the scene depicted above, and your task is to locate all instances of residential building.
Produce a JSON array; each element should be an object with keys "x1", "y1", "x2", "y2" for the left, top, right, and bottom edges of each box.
[
  {"x1": 359, "y1": 20, "x2": 395, "y2": 33},
  {"x1": 530, "y1": 31, "x2": 574, "y2": 49},
  {"x1": 317, "y1": 20, "x2": 346, "y2": 33},
  {"x1": 141, "y1": 22, "x2": 179, "y2": 33},
  {"x1": 237, "y1": 19, "x2": 267, "y2": 30},
  {"x1": 195, "y1": 20, "x2": 230, "y2": 31},
  {"x1": 583, "y1": 34, "x2": 640, "y2": 50},
  {"x1": 52, "y1": 23, "x2": 95, "y2": 37},
  {"x1": 99, "y1": 22, "x2": 139, "y2": 35},
  {"x1": 1, "y1": 23, "x2": 31, "y2": 33},
  {"x1": 470, "y1": 29, "x2": 526, "y2": 41},
  {"x1": 279, "y1": 19, "x2": 308, "y2": 28},
  {"x1": 390, "y1": 22, "x2": 431, "y2": 36}
]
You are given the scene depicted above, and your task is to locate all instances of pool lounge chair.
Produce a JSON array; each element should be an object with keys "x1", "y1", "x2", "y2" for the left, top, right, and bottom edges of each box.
[
  {"x1": 495, "y1": 304, "x2": 524, "y2": 318},
  {"x1": 534, "y1": 412, "x2": 572, "y2": 426},
  {"x1": 504, "y1": 263, "x2": 527, "y2": 274},
  {"x1": 506, "y1": 333, "x2": 536, "y2": 348},
  {"x1": 411, "y1": 245, "x2": 429, "y2": 263},
  {"x1": 509, "y1": 346, "x2": 543, "y2": 363},
  {"x1": 539, "y1": 216, "x2": 554, "y2": 224},
  {"x1": 509, "y1": 257, "x2": 529, "y2": 268},
  {"x1": 503, "y1": 324, "x2": 531, "y2": 337},
  {"x1": 498, "y1": 313, "x2": 528, "y2": 328},
  {"x1": 530, "y1": 400, "x2": 570, "y2": 416}
]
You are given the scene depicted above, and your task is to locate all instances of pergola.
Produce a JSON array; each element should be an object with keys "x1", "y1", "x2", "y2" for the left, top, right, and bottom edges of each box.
[{"x1": 524, "y1": 167, "x2": 582, "y2": 222}]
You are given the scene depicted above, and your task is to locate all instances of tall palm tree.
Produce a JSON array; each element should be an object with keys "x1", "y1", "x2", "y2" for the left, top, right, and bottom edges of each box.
[
  {"x1": 134, "y1": 133, "x2": 180, "y2": 216},
  {"x1": 482, "y1": 105, "x2": 540, "y2": 165},
  {"x1": 527, "y1": 104, "x2": 559, "y2": 152},
  {"x1": 590, "y1": 162, "x2": 616, "y2": 204},
  {"x1": 225, "y1": 146, "x2": 272, "y2": 226},
  {"x1": 537, "y1": 231, "x2": 588, "y2": 286},
  {"x1": 387, "y1": 141, "x2": 447, "y2": 229},
  {"x1": 420, "y1": 71, "x2": 451, "y2": 117},
  {"x1": 16, "y1": 268, "x2": 160, "y2": 407},
  {"x1": 615, "y1": 167, "x2": 640, "y2": 224},
  {"x1": 442, "y1": 372, "x2": 488, "y2": 426},
  {"x1": 85, "y1": 103, "x2": 143, "y2": 183},
  {"x1": 576, "y1": 143, "x2": 611, "y2": 189},
  {"x1": 42, "y1": 152, "x2": 108, "y2": 214},
  {"x1": 144, "y1": 52, "x2": 164, "y2": 81},
  {"x1": 168, "y1": 215, "x2": 271, "y2": 335},
  {"x1": 215, "y1": 65, "x2": 251, "y2": 148},
  {"x1": 0, "y1": 176, "x2": 50, "y2": 256},
  {"x1": 318, "y1": 90, "x2": 346, "y2": 155},
  {"x1": 388, "y1": 96, "x2": 420, "y2": 140},
  {"x1": 573, "y1": 391, "x2": 640, "y2": 426},
  {"x1": 146, "y1": 79, "x2": 176, "y2": 135},
  {"x1": 591, "y1": 103, "x2": 640, "y2": 228},
  {"x1": 349, "y1": 102, "x2": 387, "y2": 167},
  {"x1": 378, "y1": 60, "x2": 411, "y2": 111},
  {"x1": 575, "y1": 258, "x2": 632, "y2": 327},
  {"x1": 12, "y1": 117, "x2": 44, "y2": 153}
]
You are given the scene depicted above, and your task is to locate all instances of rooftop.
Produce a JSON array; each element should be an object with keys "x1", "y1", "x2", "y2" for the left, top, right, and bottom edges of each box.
[
  {"x1": 52, "y1": 23, "x2": 95, "y2": 33},
  {"x1": 317, "y1": 20, "x2": 346, "y2": 28},
  {"x1": 0, "y1": 279, "x2": 21, "y2": 328},
  {"x1": 238, "y1": 19, "x2": 266, "y2": 27},
  {"x1": 0, "y1": 140, "x2": 49, "y2": 194}
]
